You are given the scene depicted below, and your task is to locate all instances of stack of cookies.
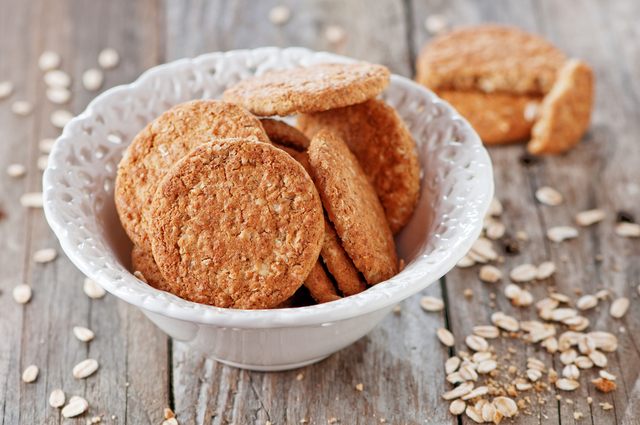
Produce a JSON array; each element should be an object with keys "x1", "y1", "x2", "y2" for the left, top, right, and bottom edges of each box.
[
  {"x1": 415, "y1": 24, "x2": 594, "y2": 155},
  {"x1": 115, "y1": 62, "x2": 420, "y2": 310}
]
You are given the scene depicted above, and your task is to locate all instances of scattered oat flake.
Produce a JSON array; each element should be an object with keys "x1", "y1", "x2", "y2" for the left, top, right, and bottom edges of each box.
[
  {"x1": 473, "y1": 325, "x2": 499, "y2": 339},
  {"x1": 37, "y1": 155, "x2": 49, "y2": 170},
  {"x1": 516, "y1": 230, "x2": 528, "y2": 241},
  {"x1": 325, "y1": 26, "x2": 347, "y2": 44},
  {"x1": 20, "y1": 192, "x2": 44, "y2": 208},
  {"x1": 463, "y1": 288, "x2": 472, "y2": 297},
  {"x1": 470, "y1": 237, "x2": 498, "y2": 261},
  {"x1": 61, "y1": 396, "x2": 89, "y2": 418},
  {"x1": 487, "y1": 197, "x2": 503, "y2": 217},
  {"x1": 296, "y1": 373, "x2": 303, "y2": 381},
  {"x1": 615, "y1": 222, "x2": 640, "y2": 237},
  {"x1": 445, "y1": 356, "x2": 461, "y2": 374},
  {"x1": 7, "y1": 163, "x2": 26, "y2": 177},
  {"x1": 39, "y1": 50, "x2": 61, "y2": 71},
  {"x1": 356, "y1": 383, "x2": 363, "y2": 391},
  {"x1": 437, "y1": 328, "x2": 455, "y2": 347},
  {"x1": 492, "y1": 312, "x2": 519, "y2": 332},
  {"x1": 479, "y1": 265, "x2": 502, "y2": 282},
  {"x1": 73, "y1": 326, "x2": 95, "y2": 342},
  {"x1": 424, "y1": 14, "x2": 449, "y2": 34},
  {"x1": 99, "y1": 48, "x2": 120, "y2": 69},
  {"x1": 44, "y1": 69, "x2": 71, "y2": 88},
  {"x1": 83, "y1": 68, "x2": 104, "y2": 92},
  {"x1": 588, "y1": 350, "x2": 607, "y2": 367},
  {"x1": 12, "y1": 101, "x2": 33, "y2": 116},
  {"x1": 49, "y1": 389, "x2": 65, "y2": 408},
  {"x1": 536, "y1": 261, "x2": 556, "y2": 279},
  {"x1": 575, "y1": 209, "x2": 605, "y2": 226},
  {"x1": 46, "y1": 87, "x2": 71, "y2": 104},
  {"x1": 574, "y1": 412, "x2": 583, "y2": 420},
  {"x1": 504, "y1": 283, "x2": 522, "y2": 299},
  {"x1": 600, "y1": 370, "x2": 616, "y2": 381},
  {"x1": 33, "y1": 248, "x2": 57, "y2": 263},
  {"x1": 556, "y1": 378, "x2": 580, "y2": 391},
  {"x1": 73, "y1": 358, "x2": 99, "y2": 378},
  {"x1": 493, "y1": 397, "x2": 517, "y2": 418},
  {"x1": 462, "y1": 386, "x2": 488, "y2": 401},
  {"x1": 163, "y1": 419, "x2": 178, "y2": 425},
  {"x1": 610, "y1": 297, "x2": 629, "y2": 318},
  {"x1": 165, "y1": 409, "x2": 176, "y2": 420},
  {"x1": 442, "y1": 382, "x2": 473, "y2": 400},
  {"x1": 449, "y1": 399, "x2": 465, "y2": 415},
  {"x1": 456, "y1": 255, "x2": 475, "y2": 268},
  {"x1": 0, "y1": 80, "x2": 14, "y2": 99},
  {"x1": 328, "y1": 418, "x2": 337, "y2": 424},
  {"x1": 12, "y1": 284, "x2": 32, "y2": 304},
  {"x1": 465, "y1": 335, "x2": 488, "y2": 352},
  {"x1": 509, "y1": 263, "x2": 537, "y2": 282},
  {"x1": 420, "y1": 296, "x2": 444, "y2": 312},
  {"x1": 547, "y1": 226, "x2": 578, "y2": 243},
  {"x1": 485, "y1": 220, "x2": 506, "y2": 240},
  {"x1": 536, "y1": 186, "x2": 563, "y2": 206},
  {"x1": 22, "y1": 365, "x2": 38, "y2": 382},
  {"x1": 84, "y1": 278, "x2": 106, "y2": 299},
  {"x1": 552, "y1": 308, "x2": 577, "y2": 322},
  {"x1": 562, "y1": 364, "x2": 580, "y2": 380},
  {"x1": 51, "y1": 109, "x2": 74, "y2": 128},
  {"x1": 576, "y1": 294, "x2": 597, "y2": 310},
  {"x1": 269, "y1": 5, "x2": 291, "y2": 25}
]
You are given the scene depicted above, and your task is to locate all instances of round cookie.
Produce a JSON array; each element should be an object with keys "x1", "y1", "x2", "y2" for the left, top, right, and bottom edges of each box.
[
  {"x1": 435, "y1": 90, "x2": 543, "y2": 144},
  {"x1": 297, "y1": 98, "x2": 420, "y2": 234},
  {"x1": 415, "y1": 25, "x2": 566, "y2": 95},
  {"x1": 528, "y1": 59, "x2": 594, "y2": 155},
  {"x1": 260, "y1": 118, "x2": 310, "y2": 151},
  {"x1": 149, "y1": 139, "x2": 324, "y2": 309},
  {"x1": 304, "y1": 261, "x2": 342, "y2": 304},
  {"x1": 115, "y1": 100, "x2": 270, "y2": 253},
  {"x1": 321, "y1": 219, "x2": 368, "y2": 296},
  {"x1": 131, "y1": 245, "x2": 173, "y2": 292},
  {"x1": 223, "y1": 62, "x2": 391, "y2": 117},
  {"x1": 307, "y1": 129, "x2": 398, "y2": 285}
]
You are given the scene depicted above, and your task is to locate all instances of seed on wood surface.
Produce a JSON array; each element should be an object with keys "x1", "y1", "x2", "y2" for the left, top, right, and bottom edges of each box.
[
  {"x1": 614, "y1": 222, "x2": 640, "y2": 237},
  {"x1": 524, "y1": 100, "x2": 539, "y2": 121},
  {"x1": 465, "y1": 335, "x2": 488, "y2": 352},
  {"x1": 449, "y1": 399, "x2": 466, "y2": 415},
  {"x1": 491, "y1": 312, "x2": 519, "y2": 332},
  {"x1": 12, "y1": 284, "x2": 32, "y2": 304},
  {"x1": 578, "y1": 335, "x2": 595, "y2": 354},
  {"x1": 424, "y1": 14, "x2": 449, "y2": 34},
  {"x1": 588, "y1": 331, "x2": 618, "y2": 352},
  {"x1": 589, "y1": 350, "x2": 608, "y2": 367},
  {"x1": 420, "y1": 296, "x2": 444, "y2": 312},
  {"x1": 0, "y1": 80, "x2": 14, "y2": 99},
  {"x1": 504, "y1": 284, "x2": 522, "y2": 299},
  {"x1": 556, "y1": 378, "x2": 580, "y2": 391},
  {"x1": 558, "y1": 331, "x2": 582, "y2": 351},
  {"x1": 163, "y1": 418, "x2": 178, "y2": 425},
  {"x1": 73, "y1": 359, "x2": 99, "y2": 378},
  {"x1": 514, "y1": 290, "x2": 533, "y2": 307},
  {"x1": 46, "y1": 87, "x2": 71, "y2": 104},
  {"x1": 465, "y1": 405, "x2": 483, "y2": 423},
  {"x1": 20, "y1": 192, "x2": 44, "y2": 208},
  {"x1": 470, "y1": 237, "x2": 498, "y2": 261},
  {"x1": 527, "y1": 357, "x2": 546, "y2": 372},
  {"x1": 521, "y1": 319, "x2": 549, "y2": 333},
  {"x1": 595, "y1": 289, "x2": 609, "y2": 300},
  {"x1": 38, "y1": 50, "x2": 61, "y2": 71},
  {"x1": 456, "y1": 255, "x2": 475, "y2": 268},
  {"x1": 542, "y1": 336, "x2": 558, "y2": 353},
  {"x1": 479, "y1": 265, "x2": 502, "y2": 282},
  {"x1": 610, "y1": 297, "x2": 630, "y2": 318},
  {"x1": 574, "y1": 356, "x2": 594, "y2": 369},
  {"x1": 37, "y1": 155, "x2": 49, "y2": 171},
  {"x1": 551, "y1": 308, "x2": 577, "y2": 322},
  {"x1": 325, "y1": 26, "x2": 347, "y2": 44},
  {"x1": 61, "y1": 396, "x2": 88, "y2": 417},
  {"x1": 600, "y1": 370, "x2": 616, "y2": 381},
  {"x1": 7, "y1": 163, "x2": 26, "y2": 177},
  {"x1": 592, "y1": 377, "x2": 616, "y2": 393},
  {"x1": 44, "y1": 69, "x2": 71, "y2": 88},
  {"x1": 446, "y1": 372, "x2": 465, "y2": 384},
  {"x1": 485, "y1": 220, "x2": 506, "y2": 240},
  {"x1": 99, "y1": 48, "x2": 120, "y2": 69},
  {"x1": 536, "y1": 186, "x2": 564, "y2": 206},
  {"x1": 536, "y1": 297, "x2": 559, "y2": 311},
  {"x1": 516, "y1": 230, "x2": 528, "y2": 241},
  {"x1": 83, "y1": 68, "x2": 104, "y2": 92},
  {"x1": 22, "y1": 365, "x2": 38, "y2": 382},
  {"x1": 576, "y1": 295, "x2": 598, "y2": 310},
  {"x1": 548, "y1": 368, "x2": 558, "y2": 384},
  {"x1": 477, "y1": 360, "x2": 497, "y2": 375},
  {"x1": 133, "y1": 271, "x2": 148, "y2": 284},
  {"x1": 526, "y1": 369, "x2": 542, "y2": 382},
  {"x1": 574, "y1": 412, "x2": 583, "y2": 420},
  {"x1": 473, "y1": 325, "x2": 499, "y2": 339},
  {"x1": 442, "y1": 382, "x2": 474, "y2": 400},
  {"x1": 51, "y1": 109, "x2": 74, "y2": 128},
  {"x1": 12, "y1": 100, "x2": 33, "y2": 116},
  {"x1": 563, "y1": 316, "x2": 590, "y2": 332},
  {"x1": 437, "y1": 328, "x2": 455, "y2": 347},
  {"x1": 462, "y1": 386, "x2": 488, "y2": 401},
  {"x1": 464, "y1": 288, "x2": 473, "y2": 297},
  {"x1": 356, "y1": 383, "x2": 363, "y2": 391},
  {"x1": 459, "y1": 363, "x2": 478, "y2": 382},
  {"x1": 296, "y1": 373, "x2": 303, "y2": 381},
  {"x1": 536, "y1": 261, "x2": 557, "y2": 280},
  {"x1": 268, "y1": 5, "x2": 291, "y2": 25},
  {"x1": 547, "y1": 226, "x2": 579, "y2": 243},
  {"x1": 560, "y1": 349, "x2": 577, "y2": 365},
  {"x1": 49, "y1": 389, "x2": 65, "y2": 408},
  {"x1": 73, "y1": 326, "x2": 94, "y2": 342},
  {"x1": 493, "y1": 397, "x2": 517, "y2": 417},
  {"x1": 575, "y1": 209, "x2": 606, "y2": 226},
  {"x1": 39, "y1": 138, "x2": 56, "y2": 153},
  {"x1": 551, "y1": 292, "x2": 570, "y2": 303},
  {"x1": 84, "y1": 278, "x2": 106, "y2": 299},
  {"x1": 563, "y1": 364, "x2": 580, "y2": 380},
  {"x1": 600, "y1": 402, "x2": 613, "y2": 410},
  {"x1": 33, "y1": 248, "x2": 57, "y2": 263},
  {"x1": 445, "y1": 356, "x2": 461, "y2": 374},
  {"x1": 516, "y1": 381, "x2": 532, "y2": 391},
  {"x1": 487, "y1": 197, "x2": 503, "y2": 217},
  {"x1": 509, "y1": 264, "x2": 537, "y2": 282},
  {"x1": 467, "y1": 250, "x2": 488, "y2": 264}
]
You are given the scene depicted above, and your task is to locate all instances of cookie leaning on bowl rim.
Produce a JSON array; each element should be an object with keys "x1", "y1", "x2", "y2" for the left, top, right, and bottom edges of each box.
[
  {"x1": 115, "y1": 100, "x2": 271, "y2": 254},
  {"x1": 223, "y1": 62, "x2": 391, "y2": 117},
  {"x1": 148, "y1": 138, "x2": 324, "y2": 310}
]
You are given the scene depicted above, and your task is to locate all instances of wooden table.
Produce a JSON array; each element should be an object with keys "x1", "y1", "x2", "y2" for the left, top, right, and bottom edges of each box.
[{"x1": 1, "y1": 0, "x2": 639, "y2": 424}]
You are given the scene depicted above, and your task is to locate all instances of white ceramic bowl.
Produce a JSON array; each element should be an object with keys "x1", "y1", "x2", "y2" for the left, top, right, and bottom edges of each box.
[{"x1": 43, "y1": 47, "x2": 493, "y2": 371}]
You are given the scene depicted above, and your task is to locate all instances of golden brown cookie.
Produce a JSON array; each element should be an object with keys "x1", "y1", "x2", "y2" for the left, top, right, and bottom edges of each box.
[
  {"x1": 223, "y1": 62, "x2": 391, "y2": 117},
  {"x1": 321, "y1": 219, "x2": 368, "y2": 296},
  {"x1": 131, "y1": 245, "x2": 173, "y2": 292},
  {"x1": 260, "y1": 119, "x2": 310, "y2": 151},
  {"x1": 304, "y1": 261, "x2": 342, "y2": 304},
  {"x1": 115, "y1": 100, "x2": 270, "y2": 253},
  {"x1": 272, "y1": 143, "x2": 300, "y2": 158},
  {"x1": 415, "y1": 25, "x2": 566, "y2": 95},
  {"x1": 435, "y1": 90, "x2": 543, "y2": 144},
  {"x1": 149, "y1": 139, "x2": 324, "y2": 309},
  {"x1": 297, "y1": 98, "x2": 420, "y2": 234},
  {"x1": 307, "y1": 130, "x2": 398, "y2": 285},
  {"x1": 527, "y1": 59, "x2": 594, "y2": 155}
]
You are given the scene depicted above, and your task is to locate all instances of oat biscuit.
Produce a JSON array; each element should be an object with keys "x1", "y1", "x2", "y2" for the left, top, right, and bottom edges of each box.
[
  {"x1": 307, "y1": 130, "x2": 398, "y2": 285},
  {"x1": 223, "y1": 62, "x2": 390, "y2": 117},
  {"x1": 131, "y1": 245, "x2": 172, "y2": 292},
  {"x1": 436, "y1": 90, "x2": 542, "y2": 144},
  {"x1": 149, "y1": 139, "x2": 324, "y2": 309},
  {"x1": 415, "y1": 25, "x2": 566, "y2": 95},
  {"x1": 115, "y1": 100, "x2": 270, "y2": 253},
  {"x1": 321, "y1": 219, "x2": 368, "y2": 296},
  {"x1": 304, "y1": 261, "x2": 342, "y2": 304},
  {"x1": 527, "y1": 59, "x2": 594, "y2": 155},
  {"x1": 260, "y1": 118, "x2": 310, "y2": 151},
  {"x1": 297, "y1": 98, "x2": 420, "y2": 234},
  {"x1": 272, "y1": 143, "x2": 301, "y2": 158}
]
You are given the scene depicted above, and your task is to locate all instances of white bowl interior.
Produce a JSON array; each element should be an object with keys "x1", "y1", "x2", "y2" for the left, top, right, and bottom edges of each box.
[{"x1": 43, "y1": 47, "x2": 493, "y2": 329}]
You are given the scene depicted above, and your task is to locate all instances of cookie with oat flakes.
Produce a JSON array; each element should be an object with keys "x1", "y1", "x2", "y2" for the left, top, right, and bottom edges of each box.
[
  {"x1": 260, "y1": 118, "x2": 310, "y2": 151},
  {"x1": 297, "y1": 98, "x2": 420, "y2": 234},
  {"x1": 131, "y1": 245, "x2": 172, "y2": 292},
  {"x1": 223, "y1": 62, "x2": 390, "y2": 117},
  {"x1": 148, "y1": 139, "x2": 324, "y2": 310},
  {"x1": 115, "y1": 100, "x2": 270, "y2": 254},
  {"x1": 527, "y1": 59, "x2": 594, "y2": 155},
  {"x1": 304, "y1": 261, "x2": 342, "y2": 304},
  {"x1": 307, "y1": 130, "x2": 398, "y2": 285},
  {"x1": 321, "y1": 219, "x2": 368, "y2": 296}
]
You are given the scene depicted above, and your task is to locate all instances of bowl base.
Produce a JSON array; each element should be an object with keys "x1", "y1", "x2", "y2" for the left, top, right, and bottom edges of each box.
[{"x1": 213, "y1": 354, "x2": 331, "y2": 372}]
